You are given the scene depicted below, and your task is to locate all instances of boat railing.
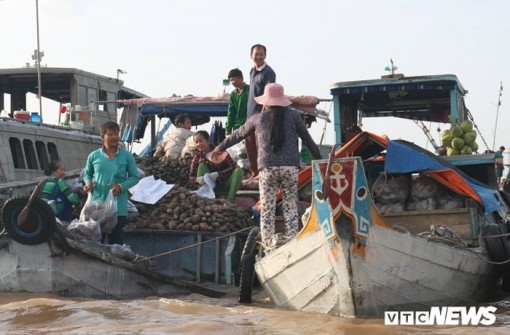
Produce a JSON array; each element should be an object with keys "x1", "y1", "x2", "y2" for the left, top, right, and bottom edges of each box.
[{"x1": 0, "y1": 168, "x2": 82, "y2": 202}]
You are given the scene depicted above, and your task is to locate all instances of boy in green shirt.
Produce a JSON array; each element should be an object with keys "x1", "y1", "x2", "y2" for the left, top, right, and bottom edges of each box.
[{"x1": 226, "y1": 68, "x2": 249, "y2": 135}]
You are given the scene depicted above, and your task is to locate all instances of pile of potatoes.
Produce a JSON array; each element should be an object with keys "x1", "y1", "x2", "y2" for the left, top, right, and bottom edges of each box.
[
  {"x1": 71, "y1": 153, "x2": 255, "y2": 233},
  {"x1": 126, "y1": 186, "x2": 254, "y2": 233},
  {"x1": 136, "y1": 154, "x2": 194, "y2": 187}
]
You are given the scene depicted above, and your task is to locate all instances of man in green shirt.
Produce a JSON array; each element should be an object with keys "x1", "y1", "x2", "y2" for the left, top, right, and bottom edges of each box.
[
  {"x1": 84, "y1": 121, "x2": 140, "y2": 245},
  {"x1": 226, "y1": 68, "x2": 249, "y2": 135}
]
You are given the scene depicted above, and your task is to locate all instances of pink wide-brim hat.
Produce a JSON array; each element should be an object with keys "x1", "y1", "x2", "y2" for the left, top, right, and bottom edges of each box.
[{"x1": 254, "y1": 83, "x2": 292, "y2": 107}]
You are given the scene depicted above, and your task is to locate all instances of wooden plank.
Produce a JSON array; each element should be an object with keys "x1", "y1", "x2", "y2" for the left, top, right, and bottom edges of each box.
[
  {"x1": 382, "y1": 207, "x2": 468, "y2": 217},
  {"x1": 382, "y1": 209, "x2": 475, "y2": 239}
]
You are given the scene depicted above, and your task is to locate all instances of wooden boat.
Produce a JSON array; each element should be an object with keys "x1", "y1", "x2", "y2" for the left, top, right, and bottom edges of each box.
[
  {"x1": 0, "y1": 66, "x2": 336, "y2": 300},
  {"x1": 0, "y1": 234, "x2": 224, "y2": 299},
  {"x1": 240, "y1": 74, "x2": 510, "y2": 318},
  {"x1": 0, "y1": 68, "x2": 238, "y2": 298}
]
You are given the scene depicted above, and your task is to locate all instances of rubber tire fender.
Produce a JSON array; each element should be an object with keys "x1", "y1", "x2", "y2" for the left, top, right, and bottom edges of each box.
[
  {"x1": 238, "y1": 226, "x2": 260, "y2": 304},
  {"x1": 1, "y1": 195, "x2": 56, "y2": 245},
  {"x1": 483, "y1": 223, "x2": 510, "y2": 272}
]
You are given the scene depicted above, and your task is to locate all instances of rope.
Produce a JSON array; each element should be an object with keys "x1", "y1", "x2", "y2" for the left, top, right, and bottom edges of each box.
[
  {"x1": 417, "y1": 225, "x2": 468, "y2": 248},
  {"x1": 371, "y1": 172, "x2": 388, "y2": 199},
  {"x1": 469, "y1": 249, "x2": 510, "y2": 265},
  {"x1": 479, "y1": 231, "x2": 510, "y2": 239},
  {"x1": 132, "y1": 226, "x2": 254, "y2": 263},
  {"x1": 466, "y1": 109, "x2": 490, "y2": 151}
]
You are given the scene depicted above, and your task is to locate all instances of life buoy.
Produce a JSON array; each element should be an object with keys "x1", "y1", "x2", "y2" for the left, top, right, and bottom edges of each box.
[
  {"x1": 1, "y1": 195, "x2": 56, "y2": 245},
  {"x1": 238, "y1": 226, "x2": 260, "y2": 303}
]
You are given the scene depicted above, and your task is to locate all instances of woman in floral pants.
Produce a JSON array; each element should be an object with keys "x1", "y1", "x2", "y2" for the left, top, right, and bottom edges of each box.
[{"x1": 212, "y1": 83, "x2": 321, "y2": 247}]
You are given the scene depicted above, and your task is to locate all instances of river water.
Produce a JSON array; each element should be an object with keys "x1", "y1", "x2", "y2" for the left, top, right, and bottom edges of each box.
[{"x1": 0, "y1": 291, "x2": 509, "y2": 335}]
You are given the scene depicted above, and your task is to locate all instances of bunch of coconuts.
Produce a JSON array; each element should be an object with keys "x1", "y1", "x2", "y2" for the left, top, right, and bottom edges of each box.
[
  {"x1": 441, "y1": 117, "x2": 479, "y2": 156},
  {"x1": 126, "y1": 186, "x2": 254, "y2": 233}
]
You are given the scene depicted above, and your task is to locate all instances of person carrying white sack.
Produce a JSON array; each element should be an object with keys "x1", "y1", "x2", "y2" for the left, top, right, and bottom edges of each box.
[{"x1": 83, "y1": 121, "x2": 140, "y2": 245}]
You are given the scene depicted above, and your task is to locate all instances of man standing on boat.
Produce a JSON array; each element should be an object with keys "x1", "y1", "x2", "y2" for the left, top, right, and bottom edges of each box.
[
  {"x1": 225, "y1": 68, "x2": 249, "y2": 136},
  {"x1": 246, "y1": 44, "x2": 276, "y2": 179},
  {"x1": 495, "y1": 146, "x2": 505, "y2": 185},
  {"x1": 83, "y1": 121, "x2": 140, "y2": 245}
]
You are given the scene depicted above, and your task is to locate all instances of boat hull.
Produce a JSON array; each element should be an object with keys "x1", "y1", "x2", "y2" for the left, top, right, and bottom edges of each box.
[
  {"x1": 0, "y1": 236, "x2": 199, "y2": 299},
  {"x1": 255, "y1": 214, "x2": 500, "y2": 318}
]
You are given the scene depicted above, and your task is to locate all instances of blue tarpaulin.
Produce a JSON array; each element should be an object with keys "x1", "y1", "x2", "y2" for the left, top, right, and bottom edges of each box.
[{"x1": 130, "y1": 102, "x2": 228, "y2": 141}]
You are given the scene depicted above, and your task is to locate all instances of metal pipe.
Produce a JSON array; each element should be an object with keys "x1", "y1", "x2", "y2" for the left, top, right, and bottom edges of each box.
[
  {"x1": 492, "y1": 82, "x2": 503, "y2": 150},
  {"x1": 215, "y1": 239, "x2": 220, "y2": 285},
  {"x1": 195, "y1": 234, "x2": 202, "y2": 283},
  {"x1": 35, "y1": 0, "x2": 43, "y2": 121}
]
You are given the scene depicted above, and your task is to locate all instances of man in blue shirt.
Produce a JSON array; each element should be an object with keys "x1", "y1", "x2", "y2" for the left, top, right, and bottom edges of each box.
[{"x1": 245, "y1": 44, "x2": 276, "y2": 179}]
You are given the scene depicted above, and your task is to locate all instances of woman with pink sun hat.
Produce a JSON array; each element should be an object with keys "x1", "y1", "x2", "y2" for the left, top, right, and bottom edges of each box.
[{"x1": 212, "y1": 83, "x2": 321, "y2": 247}]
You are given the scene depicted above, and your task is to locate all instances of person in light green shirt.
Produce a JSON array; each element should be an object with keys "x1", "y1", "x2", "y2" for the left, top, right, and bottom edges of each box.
[
  {"x1": 84, "y1": 121, "x2": 140, "y2": 245},
  {"x1": 226, "y1": 68, "x2": 249, "y2": 135}
]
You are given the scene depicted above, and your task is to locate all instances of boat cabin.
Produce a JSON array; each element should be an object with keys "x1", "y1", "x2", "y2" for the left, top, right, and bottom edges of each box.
[
  {"x1": 328, "y1": 73, "x2": 499, "y2": 188},
  {"x1": 330, "y1": 74, "x2": 468, "y2": 144},
  {"x1": 0, "y1": 67, "x2": 147, "y2": 133},
  {"x1": 0, "y1": 67, "x2": 147, "y2": 200}
]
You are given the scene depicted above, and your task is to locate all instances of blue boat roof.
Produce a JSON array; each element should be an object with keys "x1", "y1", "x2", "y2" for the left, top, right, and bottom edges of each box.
[{"x1": 330, "y1": 74, "x2": 466, "y2": 95}]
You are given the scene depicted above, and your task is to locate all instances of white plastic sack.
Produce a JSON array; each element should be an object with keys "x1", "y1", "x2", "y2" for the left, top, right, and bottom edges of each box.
[
  {"x1": 67, "y1": 218, "x2": 102, "y2": 241},
  {"x1": 110, "y1": 244, "x2": 137, "y2": 261},
  {"x1": 79, "y1": 190, "x2": 118, "y2": 232},
  {"x1": 127, "y1": 200, "x2": 139, "y2": 218},
  {"x1": 181, "y1": 136, "x2": 197, "y2": 158},
  {"x1": 193, "y1": 173, "x2": 216, "y2": 199},
  {"x1": 226, "y1": 142, "x2": 246, "y2": 162}
]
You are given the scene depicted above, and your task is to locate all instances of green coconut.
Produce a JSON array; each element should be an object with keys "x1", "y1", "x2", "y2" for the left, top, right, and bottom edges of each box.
[
  {"x1": 441, "y1": 130, "x2": 454, "y2": 148},
  {"x1": 450, "y1": 126, "x2": 463, "y2": 138},
  {"x1": 447, "y1": 147, "x2": 460, "y2": 156},
  {"x1": 463, "y1": 131, "x2": 477, "y2": 145},
  {"x1": 451, "y1": 137, "x2": 465, "y2": 150},
  {"x1": 471, "y1": 141, "x2": 479, "y2": 152},
  {"x1": 460, "y1": 120, "x2": 474, "y2": 133},
  {"x1": 460, "y1": 145, "x2": 473, "y2": 155}
]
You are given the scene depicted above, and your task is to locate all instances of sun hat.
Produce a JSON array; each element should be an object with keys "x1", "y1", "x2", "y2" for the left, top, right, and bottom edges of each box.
[{"x1": 254, "y1": 83, "x2": 292, "y2": 107}]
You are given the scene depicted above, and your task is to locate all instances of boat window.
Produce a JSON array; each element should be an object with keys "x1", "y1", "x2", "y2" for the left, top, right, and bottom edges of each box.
[
  {"x1": 47, "y1": 142, "x2": 60, "y2": 162},
  {"x1": 9, "y1": 137, "x2": 26, "y2": 169},
  {"x1": 23, "y1": 139, "x2": 38, "y2": 170},
  {"x1": 35, "y1": 140, "x2": 49, "y2": 171},
  {"x1": 99, "y1": 89, "x2": 108, "y2": 112}
]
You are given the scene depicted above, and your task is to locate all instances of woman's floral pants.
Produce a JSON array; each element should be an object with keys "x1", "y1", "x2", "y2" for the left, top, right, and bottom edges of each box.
[{"x1": 258, "y1": 166, "x2": 300, "y2": 245}]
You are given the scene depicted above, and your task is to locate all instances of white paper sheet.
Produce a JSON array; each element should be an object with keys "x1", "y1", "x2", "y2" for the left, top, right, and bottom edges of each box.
[{"x1": 129, "y1": 175, "x2": 174, "y2": 205}]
